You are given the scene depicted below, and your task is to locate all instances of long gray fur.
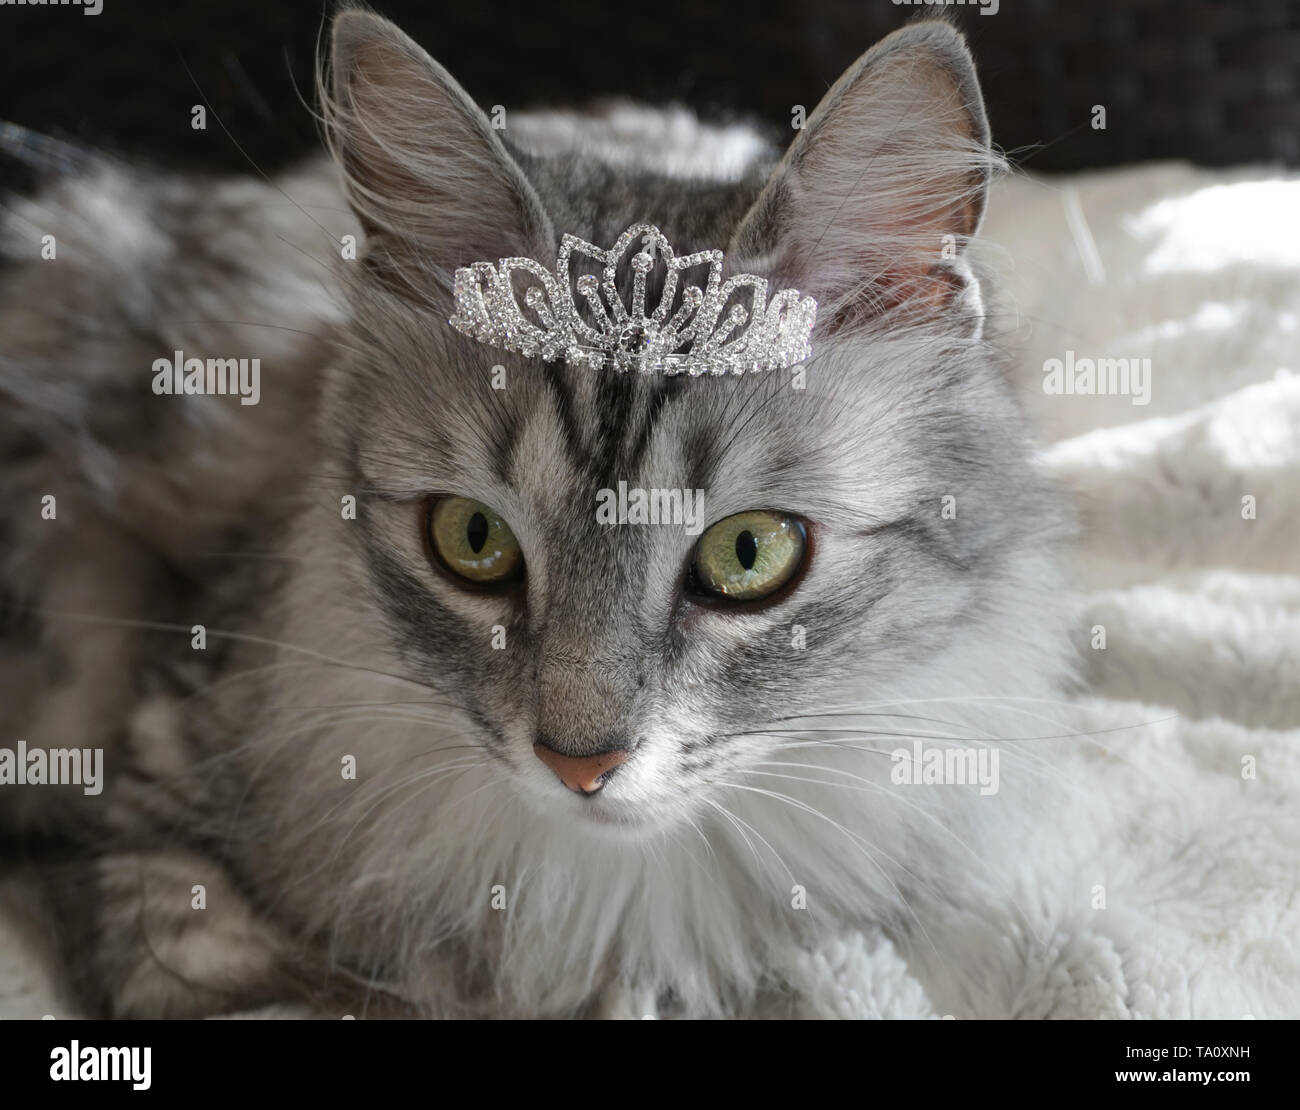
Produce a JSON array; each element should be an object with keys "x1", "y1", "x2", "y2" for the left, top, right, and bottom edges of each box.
[{"x1": 0, "y1": 9, "x2": 1074, "y2": 1018}]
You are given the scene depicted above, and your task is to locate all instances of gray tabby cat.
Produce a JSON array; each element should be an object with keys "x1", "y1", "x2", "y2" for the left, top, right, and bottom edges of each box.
[{"x1": 0, "y1": 9, "x2": 1072, "y2": 1017}]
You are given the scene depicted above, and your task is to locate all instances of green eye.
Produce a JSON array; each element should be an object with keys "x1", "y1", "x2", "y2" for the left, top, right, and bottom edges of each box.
[
  {"x1": 691, "y1": 511, "x2": 806, "y2": 602},
  {"x1": 428, "y1": 497, "x2": 523, "y2": 585}
]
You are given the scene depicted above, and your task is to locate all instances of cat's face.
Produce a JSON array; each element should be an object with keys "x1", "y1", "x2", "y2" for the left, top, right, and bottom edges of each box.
[{"x1": 321, "y1": 13, "x2": 1038, "y2": 836}]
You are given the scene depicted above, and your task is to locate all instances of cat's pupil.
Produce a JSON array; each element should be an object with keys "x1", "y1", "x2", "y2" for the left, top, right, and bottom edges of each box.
[
  {"x1": 735, "y1": 530, "x2": 757, "y2": 570},
  {"x1": 466, "y1": 512, "x2": 489, "y2": 554}
]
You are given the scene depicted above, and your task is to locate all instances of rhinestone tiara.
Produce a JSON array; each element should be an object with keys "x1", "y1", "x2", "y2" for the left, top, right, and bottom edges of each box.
[{"x1": 447, "y1": 222, "x2": 816, "y2": 376}]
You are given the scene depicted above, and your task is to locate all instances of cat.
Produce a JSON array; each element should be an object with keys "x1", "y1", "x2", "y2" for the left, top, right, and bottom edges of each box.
[{"x1": 0, "y1": 9, "x2": 1074, "y2": 1017}]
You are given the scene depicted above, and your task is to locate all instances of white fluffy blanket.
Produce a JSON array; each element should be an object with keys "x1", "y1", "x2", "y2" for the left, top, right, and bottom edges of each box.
[{"x1": 4, "y1": 163, "x2": 1298, "y2": 1019}]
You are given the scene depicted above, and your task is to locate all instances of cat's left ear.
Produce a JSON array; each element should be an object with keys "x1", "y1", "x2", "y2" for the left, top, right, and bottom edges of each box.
[
  {"x1": 326, "y1": 10, "x2": 554, "y2": 282},
  {"x1": 729, "y1": 21, "x2": 994, "y2": 336}
]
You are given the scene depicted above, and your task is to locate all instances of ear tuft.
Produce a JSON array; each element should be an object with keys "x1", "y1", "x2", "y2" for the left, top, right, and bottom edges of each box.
[
  {"x1": 729, "y1": 21, "x2": 996, "y2": 335},
  {"x1": 323, "y1": 11, "x2": 553, "y2": 288}
]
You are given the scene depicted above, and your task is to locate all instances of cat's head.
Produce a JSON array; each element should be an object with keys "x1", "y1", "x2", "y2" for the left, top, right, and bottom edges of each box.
[{"x1": 315, "y1": 10, "x2": 1061, "y2": 837}]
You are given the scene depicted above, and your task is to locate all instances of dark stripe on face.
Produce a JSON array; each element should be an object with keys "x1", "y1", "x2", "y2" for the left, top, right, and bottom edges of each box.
[
  {"x1": 591, "y1": 371, "x2": 638, "y2": 484},
  {"x1": 861, "y1": 516, "x2": 977, "y2": 573},
  {"x1": 623, "y1": 376, "x2": 684, "y2": 476},
  {"x1": 541, "y1": 363, "x2": 589, "y2": 473},
  {"x1": 355, "y1": 520, "x2": 482, "y2": 684},
  {"x1": 682, "y1": 421, "x2": 722, "y2": 496},
  {"x1": 489, "y1": 394, "x2": 521, "y2": 487}
]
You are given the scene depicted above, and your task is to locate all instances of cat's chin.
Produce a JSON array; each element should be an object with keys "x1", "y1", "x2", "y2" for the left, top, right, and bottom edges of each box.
[
  {"x1": 574, "y1": 800, "x2": 654, "y2": 834},
  {"x1": 516, "y1": 783, "x2": 663, "y2": 840}
]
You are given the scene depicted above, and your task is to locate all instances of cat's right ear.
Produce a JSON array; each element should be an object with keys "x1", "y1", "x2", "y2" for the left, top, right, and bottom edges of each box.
[
  {"x1": 729, "y1": 21, "x2": 995, "y2": 337},
  {"x1": 325, "y1": 10, "x2": 553, "y2": 284}
]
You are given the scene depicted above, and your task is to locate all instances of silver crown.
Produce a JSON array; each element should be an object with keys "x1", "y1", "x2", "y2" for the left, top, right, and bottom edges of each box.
[{"x1": 448, "y1": 222, "x2": 816, "y2": 376}]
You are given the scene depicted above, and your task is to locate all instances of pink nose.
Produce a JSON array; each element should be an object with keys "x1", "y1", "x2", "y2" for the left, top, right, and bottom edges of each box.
[{"x1": 532, "y1": 744, "x2": 631, "y2": 795}]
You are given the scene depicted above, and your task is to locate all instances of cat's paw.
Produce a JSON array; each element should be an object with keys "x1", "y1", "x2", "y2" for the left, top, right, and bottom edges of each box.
[{"x1": 45, "y1": 849, "x2": 294, "y2": 1019}]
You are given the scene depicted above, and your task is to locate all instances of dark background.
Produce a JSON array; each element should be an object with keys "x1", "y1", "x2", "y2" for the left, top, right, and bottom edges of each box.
[{"x1": 2, "y1": 0, "x2": 1299, "y2": 176}]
